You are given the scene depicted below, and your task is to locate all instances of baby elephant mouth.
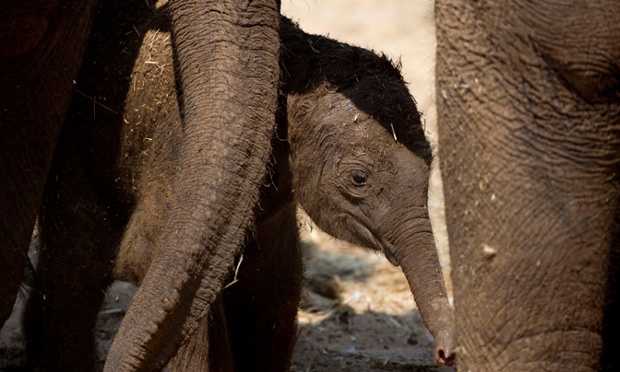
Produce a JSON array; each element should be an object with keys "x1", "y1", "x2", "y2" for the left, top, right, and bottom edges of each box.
[{"x1": 345, "y1": 216, "x2": 400, "y2": 265}]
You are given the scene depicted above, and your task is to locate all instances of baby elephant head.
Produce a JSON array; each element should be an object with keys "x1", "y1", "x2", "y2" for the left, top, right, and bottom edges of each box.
[{"x1": 287, "y1": 72, "x2": 456, "y2": 366}]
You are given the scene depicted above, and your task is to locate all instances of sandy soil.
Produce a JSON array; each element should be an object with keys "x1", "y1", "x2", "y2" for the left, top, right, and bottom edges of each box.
[
  {"x1": 1, "y1": 221, "x2": 453, "y2": 371},
  {"x1": 0, "y1": 1, "x2": 454, "y2": 371},
  {"x1": 291, "y1": 216, "x2": 453, "y2": 372}
]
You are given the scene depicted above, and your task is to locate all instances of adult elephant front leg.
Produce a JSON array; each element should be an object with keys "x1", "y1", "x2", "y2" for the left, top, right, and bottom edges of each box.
[
  {"x1": 221, "y1": 203, "x2": 303, "y2": 372},
  {"x1": 104, "y1": 0, "x2": 282, "y2": 370},
  {"x1": 0, "y1": 0, "x2": 97, "y2": 325},
  {"x1": 169, "y1": 204, "x2": 303, "y2": 372},
  {"x1": 436, "y1": 1, "x2": 620, "y2": 370}
]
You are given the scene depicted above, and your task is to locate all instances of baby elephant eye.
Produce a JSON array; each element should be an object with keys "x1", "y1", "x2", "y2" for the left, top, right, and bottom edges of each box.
[{"x1": 349, "y1": 171, "x2": 368, "y2": 187}]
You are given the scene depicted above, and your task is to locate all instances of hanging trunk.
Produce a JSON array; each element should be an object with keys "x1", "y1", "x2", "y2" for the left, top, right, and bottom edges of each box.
[
  {"x1": 392, "y1": 217, "x2": 456, "y2": 366},
  {"x1": 104, "y1": 0, "x2": 281, "y2": 369}
]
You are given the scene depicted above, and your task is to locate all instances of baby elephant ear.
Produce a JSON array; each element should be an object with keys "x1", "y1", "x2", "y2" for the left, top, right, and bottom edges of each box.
[{"x1": 105, "y1": 0, "x2": 282, "y2": 370}]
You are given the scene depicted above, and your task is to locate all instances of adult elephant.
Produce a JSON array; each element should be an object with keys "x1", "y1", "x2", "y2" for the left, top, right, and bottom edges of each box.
[
  {"x1": 436, "y1": 1, "x2": 620, "y2": 370},
  {"x1": 1, "y1": 1, "x2": 280, "y2": 369},
  {"x1": 0, "y1": 0, "x2": 98, "y2": 326}
]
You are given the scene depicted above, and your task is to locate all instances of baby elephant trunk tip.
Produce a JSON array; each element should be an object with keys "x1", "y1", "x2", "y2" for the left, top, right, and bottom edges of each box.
[
  {"x1": 435, "y1": 343, "x2": 456, "y2": 366},
  {"x1": 431, "y1": 314, "x2": 456, "y2": 366}
]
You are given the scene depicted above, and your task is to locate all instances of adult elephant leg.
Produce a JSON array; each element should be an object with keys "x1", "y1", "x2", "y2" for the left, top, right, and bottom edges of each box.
[
  {"x1": 169, "y1": 203, "x2": 302, "y2": 372},
  {"x1": 436, "y1": 1, "x2": 620, "y2": 370},
  {"x1": 168, "y1": 296, "x2": 235, "y2": 372},
  {"x1": 601, "y1": 224, "x2": 620, "y2": 370},
  {"x1": 0, "y1": 0, "x2": 97, "y2": 325},
  {"x1": 104, "y1": 0, "x2": 282, "y2": 369},
  {"x1": 24, "y1": 127, "x2": 121, "y2": 370},
  {"x1": 222, "y1": 203, "x2": 303, "y2": 372}
]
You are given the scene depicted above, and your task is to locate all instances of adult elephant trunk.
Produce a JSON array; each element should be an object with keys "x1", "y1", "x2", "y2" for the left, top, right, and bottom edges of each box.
[
  {"x1": 105, "y1": 0, "x2": 281, "y2": 370},
  {"x1": 391, "y1": 214, "x2": 455, "y2": 366}
]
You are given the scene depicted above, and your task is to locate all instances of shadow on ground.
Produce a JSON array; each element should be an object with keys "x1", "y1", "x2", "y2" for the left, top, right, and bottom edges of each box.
[{"x1": 1, "y1": 225, "x2": 453, "y2": 372}]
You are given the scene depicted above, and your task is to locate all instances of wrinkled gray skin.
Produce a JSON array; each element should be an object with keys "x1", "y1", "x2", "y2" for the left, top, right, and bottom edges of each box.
[
  {"x1": 26, "y1": 3, "x2": 455, "y2": 371},
  {"x1": 436, "y1": 1, "x2": 620, "y2": 370},
  {"x1": 106, "y1": 0, "x2": 282, "y2": 368},
  {"x1": 0, "y1": 3, "x2": 280, "y2": 367},
  {"x1": 13, "y1": 0, "x2": 281, "y2": 369}
]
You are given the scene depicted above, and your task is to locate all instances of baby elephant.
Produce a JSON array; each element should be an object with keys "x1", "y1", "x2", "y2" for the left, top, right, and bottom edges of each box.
[{"x1": 25, "y1": 1, "x2": 455, "y2": 370}]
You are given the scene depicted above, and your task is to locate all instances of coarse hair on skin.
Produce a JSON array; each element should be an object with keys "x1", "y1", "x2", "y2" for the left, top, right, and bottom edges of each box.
[{"x1": 279, "y1": 17, "x2": 433, "y2": 166}]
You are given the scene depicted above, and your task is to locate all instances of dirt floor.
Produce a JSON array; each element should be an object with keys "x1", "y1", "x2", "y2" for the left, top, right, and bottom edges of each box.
[
  {"x1": 290, "y1": 217, "x2": 454, "y2": 372},
  {"x1": 0, "y1": 218, "x2": 453, "y2": 371},
  {"x1": 1, "y1": 1, "x2": 455, "y2": 371}
]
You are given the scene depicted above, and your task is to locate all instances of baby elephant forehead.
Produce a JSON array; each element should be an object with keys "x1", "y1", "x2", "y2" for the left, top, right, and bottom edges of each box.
[
  {"x1": 318, "y1": 94, "x2": 392, "y2": 132},
  {"x1": 324, "y1": 91, "x2": 416, "y2": 129},
  {"x1": 331, "y1": 115, "x2": 398, "y2": 150},
  {"x1": 304, "y1": 90, "x2": 432, "y2": 165},
  {"x1": 332, "y1": 127, "x2": 414, "y2": 170}
]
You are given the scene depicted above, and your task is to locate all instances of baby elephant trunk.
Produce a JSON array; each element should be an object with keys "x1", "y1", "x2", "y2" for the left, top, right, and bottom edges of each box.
[{"x1": 392, "y1": 218, "x2": 456, "y2": 366}]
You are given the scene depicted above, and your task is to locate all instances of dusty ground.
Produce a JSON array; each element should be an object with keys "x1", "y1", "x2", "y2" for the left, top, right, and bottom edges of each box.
[
  {"x1": 0, "y1": 220, "x2": 453, "y2": 371},
  {"x1": 1, "y1": 1, "x2": 454, "y2": 371},
  {"x1": 290, "y1": 216, "x2": 453, "y2": 372}
]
